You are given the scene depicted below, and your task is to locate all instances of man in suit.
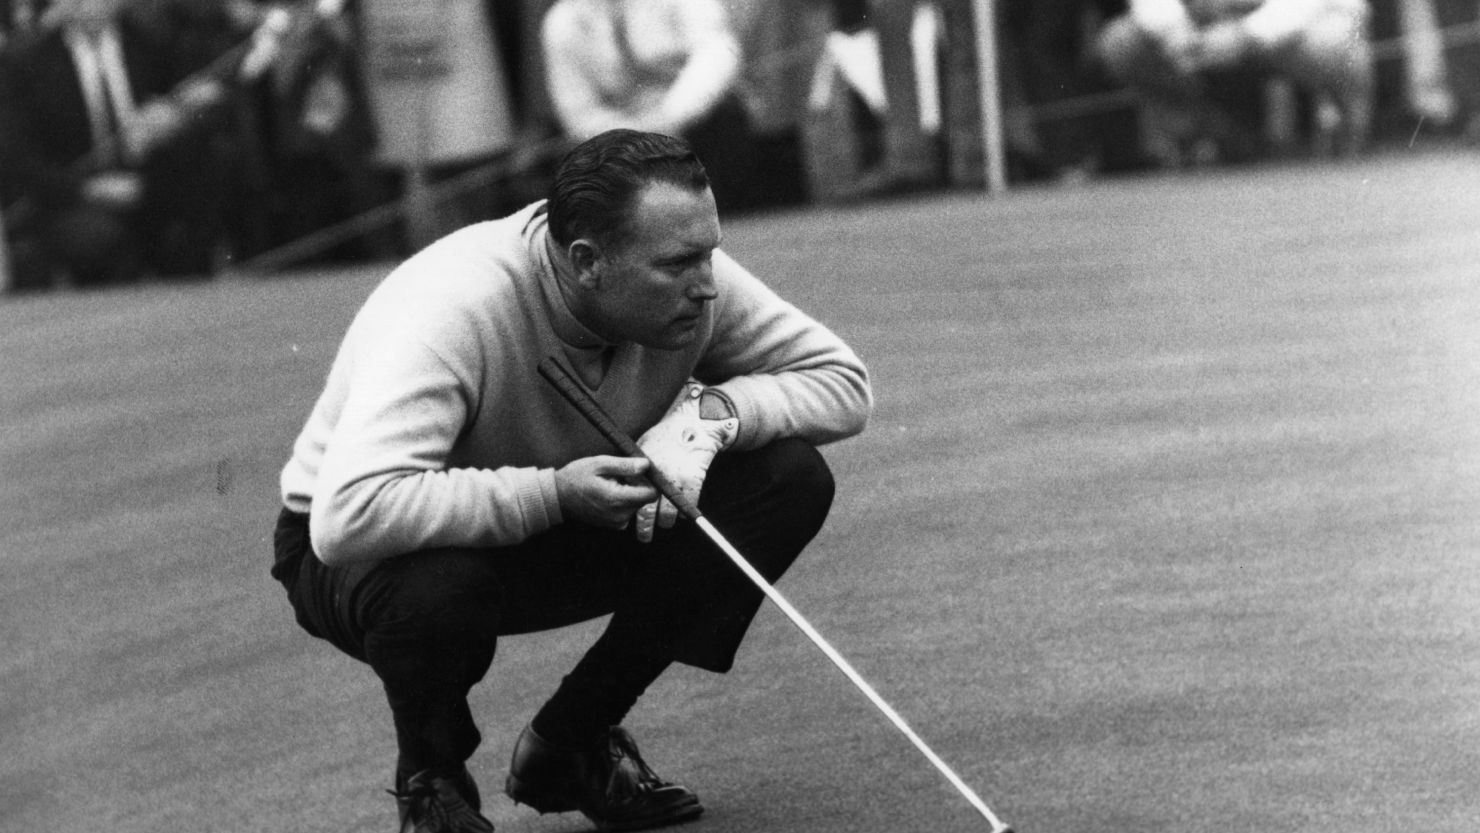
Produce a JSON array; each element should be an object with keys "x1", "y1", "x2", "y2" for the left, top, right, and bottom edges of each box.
[{"x1": 0, "y1": 0, "x2": 247, "y2": 287}]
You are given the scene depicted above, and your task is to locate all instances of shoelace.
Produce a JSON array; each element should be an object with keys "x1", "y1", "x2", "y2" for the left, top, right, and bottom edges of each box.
[
  {"x1": 606, "y1": 727, "x2": 667, "y2": 796},
  {"x1": 387, "y1": 781, "x2": 490, "y2": 833}
]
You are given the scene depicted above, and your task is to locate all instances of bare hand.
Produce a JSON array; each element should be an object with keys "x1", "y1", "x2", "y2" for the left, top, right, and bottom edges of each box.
[
  {"x1": 130, "y1": 99, "x2": 188, "y2": 156},
  {"x1": 1194, "y1": 22, "x2": 1253, "y2": 70},
  {"x1": 82, "y1": 171, "x2": 143, "y2": 208},
  {"x1": 554, "y1": 455, "x2": 658, "y2": 529},
  {"x1": 1154, "y1": 20, "x2": 1201, "y2": 75}
]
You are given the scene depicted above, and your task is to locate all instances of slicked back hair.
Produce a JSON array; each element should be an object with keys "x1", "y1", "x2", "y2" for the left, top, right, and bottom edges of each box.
[{"x1": 546, "y1": 129, "x2": 711, "y2": 249}]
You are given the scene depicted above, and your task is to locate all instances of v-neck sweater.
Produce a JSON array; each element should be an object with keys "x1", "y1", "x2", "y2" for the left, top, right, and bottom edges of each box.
[{"x1": 280, "y1": 202, "x2": 872, "y2": 565}]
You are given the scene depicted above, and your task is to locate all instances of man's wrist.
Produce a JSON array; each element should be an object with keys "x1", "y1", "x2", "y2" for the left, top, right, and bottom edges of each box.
[{"x1": 698, "y1": 388, "x2": 736, "y2": 421}]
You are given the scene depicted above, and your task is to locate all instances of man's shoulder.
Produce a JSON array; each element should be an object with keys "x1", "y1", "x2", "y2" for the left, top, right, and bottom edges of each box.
[{"x1": 370, "y1": 207, "x2": 543, "y2": 313}]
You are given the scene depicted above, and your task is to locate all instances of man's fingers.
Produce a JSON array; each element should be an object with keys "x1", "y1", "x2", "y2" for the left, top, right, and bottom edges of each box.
[
  {"x1": 656, "y1": 495, "x2": 679, "y2": 529},
  {"x1": 635, "y1": 501, "x2": 658, "y2": 543},
  {"x1": 591, "y1": 455, "x2": 658, "y2": 506},
  {"x1": 609, "y1": 479, "x2": 659, "y2": 505},
  {"x1": 592, "y1": 455, "x2": 652, "y2": 479}
]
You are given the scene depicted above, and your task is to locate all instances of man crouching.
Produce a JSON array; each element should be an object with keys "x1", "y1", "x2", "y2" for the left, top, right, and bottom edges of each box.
[{"x1": 271, "y1": 128, "x2": 872, "y2": 832}]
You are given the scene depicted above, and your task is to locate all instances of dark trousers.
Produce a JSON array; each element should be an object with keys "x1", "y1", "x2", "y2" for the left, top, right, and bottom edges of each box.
[{"x1": 272, "y1": 439, "x2": 835, "y2": 771}]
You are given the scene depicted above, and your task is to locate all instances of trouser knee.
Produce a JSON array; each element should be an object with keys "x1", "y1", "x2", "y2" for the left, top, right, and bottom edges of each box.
[
  {"x1": 357, "y1": 549, "x2": 504, "y2": 650},
  {"x1": 701, "y1": 438, "x2": 835, "y2": 575},
  {"x1": 755, "y1": 438, "x2": 836, "y2": 545}
]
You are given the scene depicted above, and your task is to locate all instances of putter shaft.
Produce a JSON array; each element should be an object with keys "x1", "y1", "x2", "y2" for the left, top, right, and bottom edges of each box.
[{"x1": 538, "y1": 356, "x2": 1012, "y2": 833}]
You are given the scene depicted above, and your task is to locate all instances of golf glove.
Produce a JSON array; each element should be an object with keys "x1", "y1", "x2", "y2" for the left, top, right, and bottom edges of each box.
[{"x1": 634, "y1": 381, "x2": 738, "y2": 542}]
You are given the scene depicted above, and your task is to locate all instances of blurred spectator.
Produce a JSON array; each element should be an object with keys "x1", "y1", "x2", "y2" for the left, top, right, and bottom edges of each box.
[
  {"x1": 3, "y1": 0, "x2": 38, "y2": 40},
  {"x1": 241, "y1": 0, "x2": 393, "y2": 261},
  {"x1": 1001, "y1": 0, "x2": 1138, "y2": 181},
  {"x1": 540, "y1": 0, "x2": 764, "y2": 213},
  {"x1": 0, "y1": 0, "x2": 258, "y2": 289},
  {"x1": 1095, "y1": 0, "x2": 1374, "y2": 165},
  {"x1": 1391, "y1": 0, "x2": 1456, "y2": 126},
  {"x1": 359, "y1": 0, "x2": 517, "y2": 239},
  {"x1": 865, "y1": 0, "x2": 942, "y2": 191}
]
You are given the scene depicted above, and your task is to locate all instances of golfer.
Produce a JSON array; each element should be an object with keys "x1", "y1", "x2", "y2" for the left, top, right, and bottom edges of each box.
[{"x1": 271, "y1": 128, "x2": 872, "y2": 833}]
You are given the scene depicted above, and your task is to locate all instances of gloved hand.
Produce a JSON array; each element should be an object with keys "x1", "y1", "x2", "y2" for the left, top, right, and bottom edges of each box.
[
  {"x1": 634, "y1": 381, "x2": 739, "y2": 542},
  {"x1": 82, "y1": 170, "x2": 143, "y2": 209}
]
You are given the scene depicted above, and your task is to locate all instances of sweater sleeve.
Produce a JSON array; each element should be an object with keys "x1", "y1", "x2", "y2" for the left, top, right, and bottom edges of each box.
[
  {"x1": 696, "y1": 250, "x2": 873, "y2": 450},
  {"x1": 307, "y1": 313, "x2": 562, "y2": 566},
  {"x1": 1128, "y1": 0, "x2": 1194, "y2": 38},
  {"x1": 1241, "y1": 0, "x2": 1335, "y2": 48}
]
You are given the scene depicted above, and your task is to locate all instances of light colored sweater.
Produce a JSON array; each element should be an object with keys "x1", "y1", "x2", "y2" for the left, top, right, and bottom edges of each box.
[
  {"x1": 1131, "y1": 0, "x2": 1367, "y2": 47},
  {"x1": 541, "y1": 0, "x2": 741, "y2": 138},
  {"x1": 280, "y1": 202, "x2": 872, "y2": 565}
]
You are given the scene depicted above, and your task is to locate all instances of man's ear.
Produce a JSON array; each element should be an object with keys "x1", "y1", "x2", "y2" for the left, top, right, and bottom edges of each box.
[{"x1": 569, "y1": 239, "x2": 602, "y2": 289}]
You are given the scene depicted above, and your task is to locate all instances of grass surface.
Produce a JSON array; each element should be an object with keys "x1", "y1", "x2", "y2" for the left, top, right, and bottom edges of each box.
[{"x1": 3, "y1": 150, "x2": 1479, "y2": 833}]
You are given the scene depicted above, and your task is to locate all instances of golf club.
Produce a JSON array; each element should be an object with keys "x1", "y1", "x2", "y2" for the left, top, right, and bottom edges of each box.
[{"x1": 538, "y1": 355, "x2": 1014, "y2": 833}]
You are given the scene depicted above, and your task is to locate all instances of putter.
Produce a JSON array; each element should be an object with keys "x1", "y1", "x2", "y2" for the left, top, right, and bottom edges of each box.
[{"x1": 538, "y1": 356, "x2": 1014, "y2": 833}]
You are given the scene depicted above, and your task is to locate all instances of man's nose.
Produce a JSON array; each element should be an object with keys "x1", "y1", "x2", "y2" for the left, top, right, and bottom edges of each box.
[{"x1": 686, "y1": 265, "x2": 717, "y2": 301}]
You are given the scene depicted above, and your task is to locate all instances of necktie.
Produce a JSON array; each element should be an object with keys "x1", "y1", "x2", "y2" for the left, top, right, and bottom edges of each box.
[
  {"x1": 94, "y1": 24, "x2": 140, "y2": 162},
  {"x1": 64, "y1": 26, "x2": 114, "y2": 163},
  {"x1": 62, "y1": 24, "x2": 138, "y2": 166},
  {"x1": 609, "y1": 1, "x2": 639, "y2": 72}
]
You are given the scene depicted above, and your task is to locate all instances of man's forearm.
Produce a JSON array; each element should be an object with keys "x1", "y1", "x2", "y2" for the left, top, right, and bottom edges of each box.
[{"x1": 310, "y1": 465, "x2": 562, "y2": 564}]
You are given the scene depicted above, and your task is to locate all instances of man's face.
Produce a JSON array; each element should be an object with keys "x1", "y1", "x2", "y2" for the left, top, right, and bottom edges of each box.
[{"x1": 580, "y1": 181, "x2": 722, "y2": 350}]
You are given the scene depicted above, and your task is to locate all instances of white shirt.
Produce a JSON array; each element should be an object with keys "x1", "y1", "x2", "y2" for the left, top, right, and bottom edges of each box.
[
  {"x1": 541, "y1": 0, "x2": 742, "y2": 139},
  {"x1": 63, "y1": 22, "x2": 139, "y2": 164}
]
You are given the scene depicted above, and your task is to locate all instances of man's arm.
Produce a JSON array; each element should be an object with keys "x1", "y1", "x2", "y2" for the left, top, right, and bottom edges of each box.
[
  {"x1": 695, "y1": 250, "x2": 873, "y2": 451},
  {"x1": 307, "y1": 333, "x2": 564, "y2": 565},
  {"x1": 1240, "y1": 0, "x2": 1343, "y2": 49}
]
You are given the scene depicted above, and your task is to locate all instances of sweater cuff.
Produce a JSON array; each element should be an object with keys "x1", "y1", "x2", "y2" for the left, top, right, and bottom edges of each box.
[
  {"x1": 707, "y1": 380, "x2": 761, "y2": 449},
  {"x1": 535, "y1": 467, "x2": 563, "y2": 527}
]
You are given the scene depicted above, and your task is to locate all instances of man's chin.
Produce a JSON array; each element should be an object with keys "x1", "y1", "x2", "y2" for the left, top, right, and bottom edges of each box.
[
  {"x1": 637, "y1": 321, "x2": 701, "y2": 351},
  {"x1": 645, "y1": 335, "x2": 697, "y2": 351}
]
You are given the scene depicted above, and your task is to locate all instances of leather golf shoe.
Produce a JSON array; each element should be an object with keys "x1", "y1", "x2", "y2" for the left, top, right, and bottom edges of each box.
[
  {"x1": 391, "y1": 767, "x2": 494, "y2": 833},
  {"x1": 504, "y1": 724, "x2": 702, "y2": 831}
]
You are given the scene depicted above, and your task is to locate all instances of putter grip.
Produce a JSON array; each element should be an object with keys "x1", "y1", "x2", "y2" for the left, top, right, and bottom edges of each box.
[{"x1": 537, "y1": 357, "x2": 703, "y2": 520}]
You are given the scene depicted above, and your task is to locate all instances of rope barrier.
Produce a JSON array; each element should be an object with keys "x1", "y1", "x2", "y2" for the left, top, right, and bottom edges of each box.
[
  {"x1": 8, "y1": 14, "x2": 1480, "y2": 279},
  {"x1": 234, "y1": 135, "x2": 571, "y2": 273}
]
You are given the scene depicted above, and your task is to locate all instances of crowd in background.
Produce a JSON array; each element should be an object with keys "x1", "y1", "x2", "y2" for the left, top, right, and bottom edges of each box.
[{"x1": 2, "y1": 0, "x2": 1477, "y2": 294}]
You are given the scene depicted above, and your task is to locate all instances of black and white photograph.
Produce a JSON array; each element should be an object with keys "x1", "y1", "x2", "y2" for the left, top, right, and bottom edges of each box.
[{"x1": 3, "y1": 1, "x2": 1478, "y2": 831}]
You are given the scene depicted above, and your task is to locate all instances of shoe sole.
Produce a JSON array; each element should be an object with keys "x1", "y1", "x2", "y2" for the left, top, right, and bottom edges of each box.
[
  {"x1": 505, "y1": 775, "x2": 702, "y2": 832},
  {"x1": 504, "y1": 773, "x2": 580, "y2": 814}
]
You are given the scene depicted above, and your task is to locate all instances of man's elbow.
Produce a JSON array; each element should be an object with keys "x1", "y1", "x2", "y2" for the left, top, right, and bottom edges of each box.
[
  {"x1": 308, "y1": 505, "x2": 385, "y2": 567},
  {"x1": 841, "y1": 384, "x2": 875, "y2": 438},
  {"x1": 815, "y1": 376, "x2": 874, "y2": 443}
]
